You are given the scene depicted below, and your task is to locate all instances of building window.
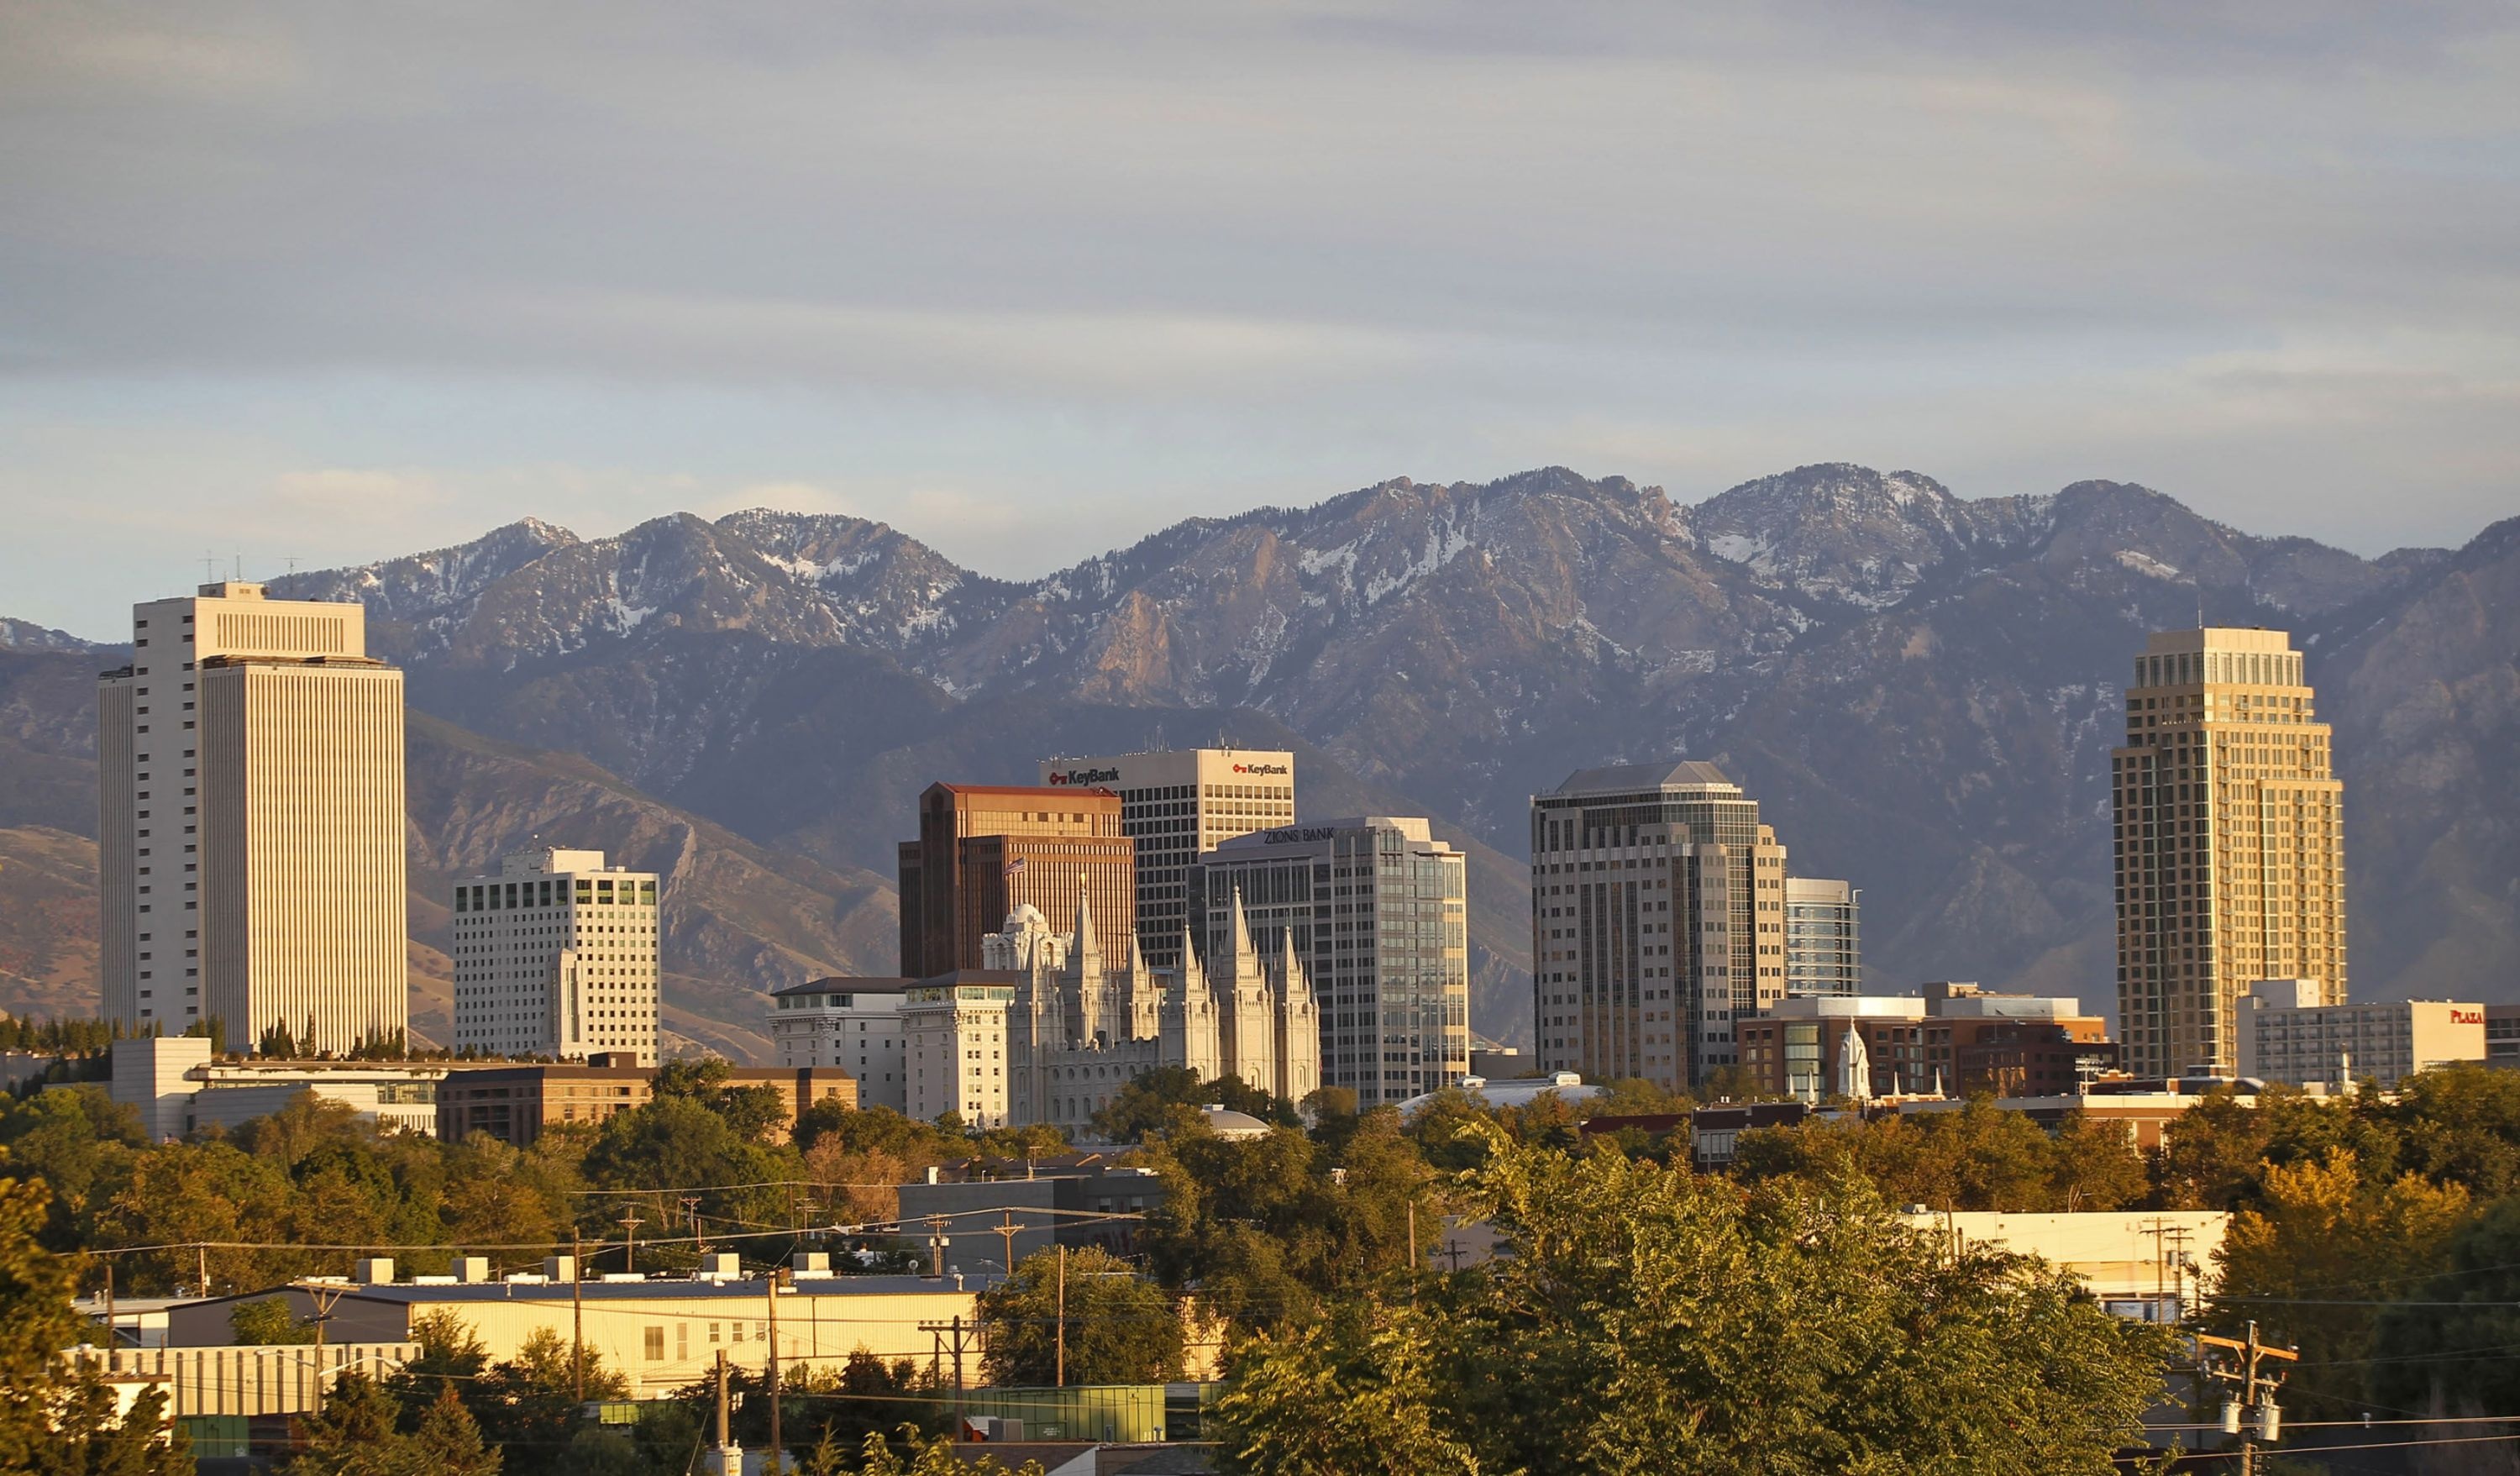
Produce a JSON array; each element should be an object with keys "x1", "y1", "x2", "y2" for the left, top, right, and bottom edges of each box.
[{"x1": 643, "y1": 1327, "x2": 664, "y2": 1361}]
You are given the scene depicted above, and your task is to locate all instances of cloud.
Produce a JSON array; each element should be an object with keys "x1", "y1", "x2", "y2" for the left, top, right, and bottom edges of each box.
[{"x1": 1, "y1": 1, "x2": 2515, "y2": 633}]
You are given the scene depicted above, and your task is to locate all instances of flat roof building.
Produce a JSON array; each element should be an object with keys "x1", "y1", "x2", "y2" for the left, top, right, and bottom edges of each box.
[
  {"x1": 1737, "y1": 984, "x2": 2113, "y2": 1103},
  {"x1": 164, "y1": 1269, "x2": 980, "y2": 1399},
  {"x1": 99, "y1": 582, "x2": 407, "y2": 1053},
  {"x1": 1782, "y1": 877, "x2": 1861, "y2": 997},
  {"x1": 2238, "y1": 980, "x2": 2484, "y2": 1090},
  {"x1": 1194, "y1": 817, "x2": 1466, "y2": 1106},
  {"x1": 437, "y1": 1063, "x2": 856, "y2": 1147},
  {"x1": 1040, "y1": 748, "x2": 1295, "y2": 970},
  {"x1": 1531, "y1": 763, "x2": 1789, "y2": 1091},
  {"x1": 770, "y1": 979, "x2": 911, "y2": 1115},
  {"x1": 898, "y1": 784, "x2": 1134, "y2": 977},
  {"x1": 452, "y1": 848, "x2": 661, "y2": 1066}
]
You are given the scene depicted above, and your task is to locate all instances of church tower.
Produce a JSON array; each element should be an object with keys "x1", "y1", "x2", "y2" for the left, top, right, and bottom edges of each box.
[
  {"x1": 1273, "y1": 928, "x2": 1321, "y2": 1105},
  {"x1": 1163, "y1": 920, "x2": 1223, "y2": 1081}
]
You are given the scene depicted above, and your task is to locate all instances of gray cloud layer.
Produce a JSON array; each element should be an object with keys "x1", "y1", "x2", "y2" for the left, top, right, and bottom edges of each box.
[{"x1": 3, "y1": 2, "x2": 2515, "y2": 637}]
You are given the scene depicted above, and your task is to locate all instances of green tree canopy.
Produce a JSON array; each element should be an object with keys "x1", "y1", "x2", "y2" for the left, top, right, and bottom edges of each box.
[
  {"x1": 979, "y1": 1246, "x2": 1185, "y2": 1387},
  {"x1": 1214, "y1": 1134, "x2": 2170, "y2": 1476}
]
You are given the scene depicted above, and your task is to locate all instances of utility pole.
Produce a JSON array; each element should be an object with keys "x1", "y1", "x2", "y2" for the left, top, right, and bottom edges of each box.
[
  {"x1": 617, "y1": 1208, "x2": 644, "y2": 1276},
  {"x1": 684, "y1": 1195, "x2": 706, "y2": 1255},
  {"x1": 918, "y1": 1316, "x2": 977, "y2": 1437},
  {"x1": 766, "y1": 1263, "x2": 782, "y2": 1467},
  {"x1": 197, "y1": 1243, "x2": 210, "y2": 1300},
  {"x1": 926, "y1": 1216, "x2": 952, "y2": 1279},
  {"x1": 2197, "y1": 1321, "x2": 2297, "y2": 1475},
  {"x1": 571, "y1": 1231, "x2": 586, "y2": 1402},
  {"x1": 990, "y1": 1211, "x2": 1021, "y2": 1277},
  {"x1": 709, "y1": 1348, "x2": 741, "y2": 1474},
  {"x1": 1054, "y1": 1245, "x2": 1066, "y2": 1389}
]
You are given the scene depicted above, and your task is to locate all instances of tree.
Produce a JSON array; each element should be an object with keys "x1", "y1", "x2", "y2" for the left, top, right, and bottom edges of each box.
[
  {"x1": 2212, "y1": 1148, "x2": 2474, "y2": 1418},
  {"x1": 286, "y1": 1368, "x2": 501, "y2": 1476},
  {"x1": 832, "y1": 1426, "x2": 1044, "y2": 1475},
  {"x1": 230, "y1": 1296, "x2": 316, "y2": 1346},
  {"x1": 34, "y1": 1368, "x2": 193, "y2": 1476},
  {"x1": 1215, "y1": 1307, "x2": 1483, "y2": 1476},
  {"x1": 1215, "y1": 1133, "x2": 2171, "y2": 1475},
  {"x1": 795, "y1": 1104, "x2": 959, "y2": 1170},
  {"x1": 473, "y1": 1327, "x2": 628, "y2": 1453},
  {"x1": 979, "y1": 1247, "x2": 1184, "y2": 1386},
  {"x1": 407, "y1": 1384, "x2": 501, "y2": 1476},
  {"x1": 285, "y1": 1369, "x2": 405, "y2": 1473},
  {"x1": 2370, "y1": 1194, "x2": 2520, "y2": 1421},
  {"x1": 1094, "y1": 1069, "x2": 1290, "y2": 1143},
  {"x1": 0, "y1": 1166, "x2": 88, "y2": 1472}
]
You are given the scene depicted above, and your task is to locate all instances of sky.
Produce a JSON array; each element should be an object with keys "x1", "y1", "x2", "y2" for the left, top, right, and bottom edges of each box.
[{"x1": 3, "y1": 1, "x2": 2516, "y2": 640}]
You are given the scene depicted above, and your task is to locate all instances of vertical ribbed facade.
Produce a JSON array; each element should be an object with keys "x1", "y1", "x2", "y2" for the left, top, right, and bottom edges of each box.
[
  {"x1": 100, "y1": 583, "x2": 407, "y2": 1052},
  {"x1": 2113, "y1": 628, "x2": 2346, "y2": 1078}
]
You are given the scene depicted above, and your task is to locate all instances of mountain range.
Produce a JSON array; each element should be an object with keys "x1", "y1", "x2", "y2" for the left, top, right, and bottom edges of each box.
[{"x1": 3, "y1": 463, "x2": 2513, "y2": 1056}]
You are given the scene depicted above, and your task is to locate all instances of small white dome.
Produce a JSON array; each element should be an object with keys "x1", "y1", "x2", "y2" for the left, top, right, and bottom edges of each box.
[{"x1": 1003, "y1": 903, "x2": 1049, "y2": 931}]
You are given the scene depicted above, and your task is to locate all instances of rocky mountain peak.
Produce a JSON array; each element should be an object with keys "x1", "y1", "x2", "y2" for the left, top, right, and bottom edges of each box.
[
  {"x1": 1688, "y1": 463, "x2": 2041, "y2": 610},
  {"x1": 0, "y1": 618, "x2": 95, "y2": 652}
]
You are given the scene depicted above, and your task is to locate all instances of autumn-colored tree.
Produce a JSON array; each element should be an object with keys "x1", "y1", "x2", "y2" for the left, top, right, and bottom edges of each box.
[{"x1": 2211, "y1": 1148, "x2": 2474, "y2": 1418}]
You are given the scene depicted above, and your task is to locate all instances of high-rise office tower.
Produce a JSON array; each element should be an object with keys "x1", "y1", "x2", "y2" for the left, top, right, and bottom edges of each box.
[
  {"x1": 1782, "y1": 878, "x2": 1861, "y2": 997},
  {"x1": 98, "y1": 582, "x2": 407, "y2": 1052},
  {"x1": 451, "y1": 849, "x2": 660, "y2": 1065},
  {"x1": 1192, "y1": 816, "x2": 1467, "y2": 1105},
  {"x1": 1039, "y1": 748, "x2": 1295, "y2": 969},
  {"x1": 896, "y1": 784, "x2": 1136, "y2": 976},
  {"x1": 2114, "y1": 628, "x2": 2346, "y2": 1078},
  {"x1": 1530, "y1": 764, "x2": 1788, "y2": 1090}
]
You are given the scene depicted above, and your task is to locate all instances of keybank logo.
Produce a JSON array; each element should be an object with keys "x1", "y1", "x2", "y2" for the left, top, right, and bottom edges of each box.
[
  {"x1": 1233, "y1": 763, "x2": 1290, "y2": 776},
  {"x1": 1048, "y1": 767, "x2": 1121, "y2": 787}
]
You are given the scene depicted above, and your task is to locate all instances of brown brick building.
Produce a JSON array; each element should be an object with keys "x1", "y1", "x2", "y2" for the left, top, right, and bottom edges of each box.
[
  {"x1": 438, "y1": 1063, "x2": 857, "y2": 1147},
  {"x1": 897, "y1": 783, "x2": 1133, "y2": 976},
  {"x1": 1737, "y1": 984, "x2": 2113, "y2": 1101}
]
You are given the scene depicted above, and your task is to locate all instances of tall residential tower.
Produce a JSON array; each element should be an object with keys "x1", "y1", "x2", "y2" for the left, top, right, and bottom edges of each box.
[
  {"x1": 1530, "y1": 764, "x2": 1788, "y2": 1091},
  {"x1": 98, "y1": 583, "x2": 408, "y2": 1052},
  {"x1": 2113, "y1": 628, "x2": 2346, "y2": 1078}
]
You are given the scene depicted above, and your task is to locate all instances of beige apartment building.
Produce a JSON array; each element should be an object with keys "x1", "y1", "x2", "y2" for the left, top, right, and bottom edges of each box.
[
  {"x1": 2113, "y1": 628, "x2": 2346, "y2": 1078},
  {"x1": 451, "y1": 848, "x2": 661, "y2": 1065},
  {"x1": 1039, "y1": 747, "x2": 1296, "y2": 969},
  {"x1": 99, "y1": 582, "x2": 407, "y2": 1052}
]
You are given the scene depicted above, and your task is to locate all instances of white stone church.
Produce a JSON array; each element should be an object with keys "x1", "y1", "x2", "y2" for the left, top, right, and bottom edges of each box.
[{"x1": 963, "y1": 883, "x2": 1322, "y2": 1135}]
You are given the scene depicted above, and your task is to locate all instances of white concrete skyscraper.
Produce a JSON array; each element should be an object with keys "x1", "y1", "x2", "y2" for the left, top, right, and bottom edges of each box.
[
  {"x1": 451, "y1": 848, "x2": 661, "y2": 1064},
  {"x1": 98, "y1": 582, "x2": 408, "y2": 1052}
]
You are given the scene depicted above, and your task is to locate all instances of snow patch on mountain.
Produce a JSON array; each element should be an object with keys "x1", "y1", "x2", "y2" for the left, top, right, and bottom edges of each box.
[{"x1": 2114, "y1": 549, "x2": 2183, "y2": 580}]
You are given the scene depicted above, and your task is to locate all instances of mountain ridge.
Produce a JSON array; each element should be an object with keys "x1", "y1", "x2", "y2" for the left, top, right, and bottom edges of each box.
[{"x1": 4, "y1": 464, "x2": 2512, "y2": 1055}]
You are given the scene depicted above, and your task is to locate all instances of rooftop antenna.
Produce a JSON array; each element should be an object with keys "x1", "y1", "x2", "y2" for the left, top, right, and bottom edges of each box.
[
  {"x1": 232, "y1": 550, "x2": 243, "y2": 581},
  {"x1": 201, "y1": 553, "x2": 218, "y2": 585}
]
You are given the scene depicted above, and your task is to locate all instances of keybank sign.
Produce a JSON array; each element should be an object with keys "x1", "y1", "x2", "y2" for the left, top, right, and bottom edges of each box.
[
  {"x1": 1233, "y1": 762, "x2": 1290, "y2": 777},
  {"x1": 1047, "y1": 768, "x2": 1122, "y2": 787}
]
